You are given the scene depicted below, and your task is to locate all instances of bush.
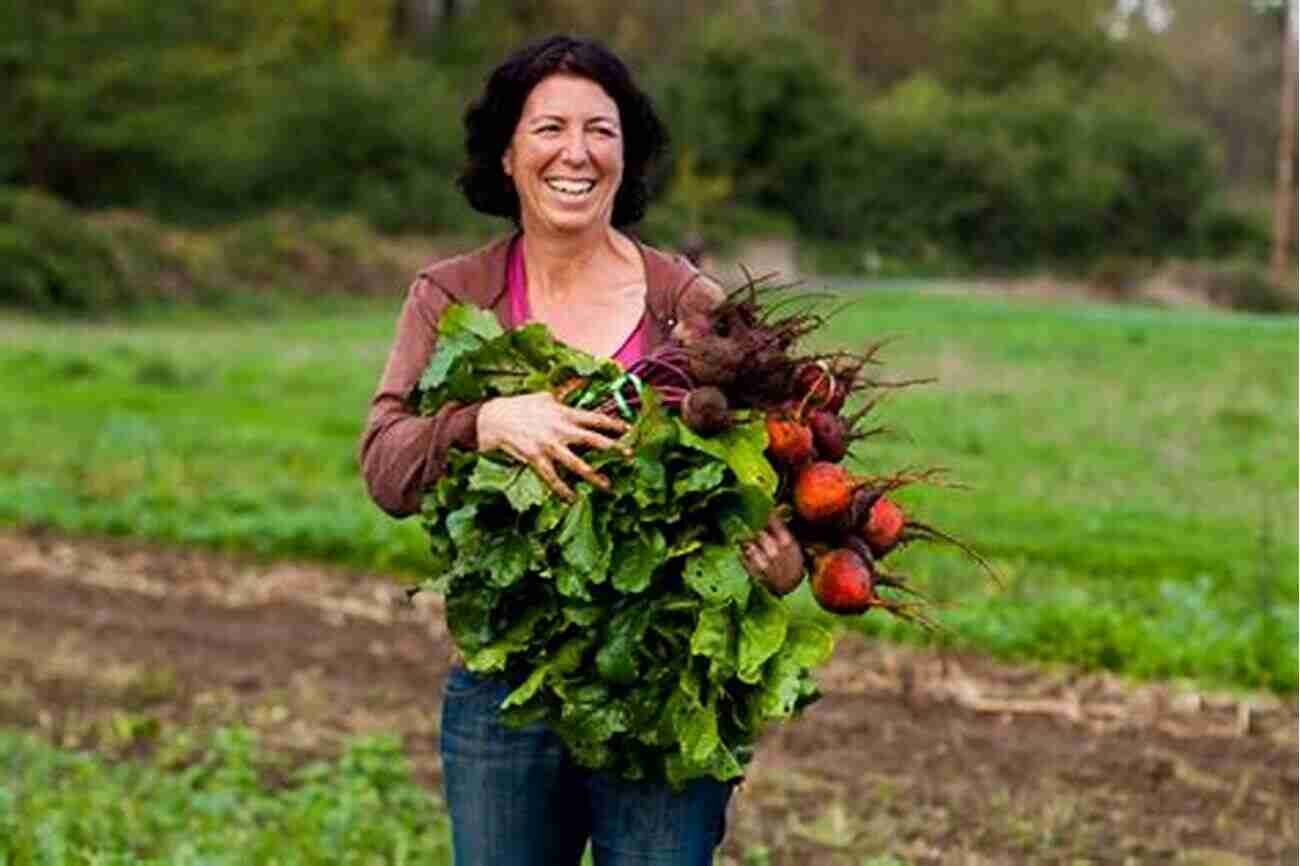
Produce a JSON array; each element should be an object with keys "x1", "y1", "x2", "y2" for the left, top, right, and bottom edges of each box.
[
  {"x1": 657, "y1": 25, "x2": 1222, "y2": 272},
  {"x1": 856, "y1": 74, "x2": 1221, "y2": 269},
  {"x1": 0, "y1": 187, "x2": 133, "y2": 311},
  {"x1": 655, "y1": 22, "x2": 884, "y2": 243},
  {"x1": 241, "y1": 61, "x2": 478, "y2": 234},
  {"x1": 1190, "y1": 203, "x2": 1271, "y2": 261},
  {"x1": 1184, "y1": 261, "x2": 1296, "y2": 314}
]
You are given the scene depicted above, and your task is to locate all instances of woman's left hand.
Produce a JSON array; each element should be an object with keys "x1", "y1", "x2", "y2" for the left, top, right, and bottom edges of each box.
[{"x1": 741, "y1": 514, "x2": 806, "y2": 596}]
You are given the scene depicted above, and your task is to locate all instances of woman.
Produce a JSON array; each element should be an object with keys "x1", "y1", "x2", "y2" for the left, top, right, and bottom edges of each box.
[{"x1": 360, "y1": 35, "x2": 802, "y2": 866}]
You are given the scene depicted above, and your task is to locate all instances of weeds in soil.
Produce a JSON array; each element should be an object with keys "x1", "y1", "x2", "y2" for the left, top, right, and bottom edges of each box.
[{"x1": 0, "y1": 726, "x2": 452, "y2": 865}]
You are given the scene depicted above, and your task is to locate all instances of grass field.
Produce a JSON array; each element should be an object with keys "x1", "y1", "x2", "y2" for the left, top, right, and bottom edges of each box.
[{"x1": 3, "y1": 285, "x2": 1295, "y2": 690}]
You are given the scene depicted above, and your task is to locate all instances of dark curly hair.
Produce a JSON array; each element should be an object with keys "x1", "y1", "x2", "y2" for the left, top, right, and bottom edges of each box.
[{"x1": 458, "y1": 35, "x2": 668, "y2": 227}]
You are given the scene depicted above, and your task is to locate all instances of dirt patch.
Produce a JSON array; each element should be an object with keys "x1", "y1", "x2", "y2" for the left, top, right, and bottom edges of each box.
[{"x1": 1, "y1": 528, "x2": 1294, "y2": 865}]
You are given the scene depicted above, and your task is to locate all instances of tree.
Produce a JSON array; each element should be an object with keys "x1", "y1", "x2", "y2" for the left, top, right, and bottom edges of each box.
[{"x1": 1272, "y1": 0, "x2": 1297, "y2": 288}]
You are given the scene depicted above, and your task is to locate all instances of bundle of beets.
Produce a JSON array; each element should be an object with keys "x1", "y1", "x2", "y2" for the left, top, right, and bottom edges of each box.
[{"x1": 410, "y1": 278, "x2": 990, "y2": 788}]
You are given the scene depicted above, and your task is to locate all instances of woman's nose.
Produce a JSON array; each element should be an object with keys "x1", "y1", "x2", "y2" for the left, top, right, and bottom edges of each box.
[{"x1": 559, "y1": 131, "x2": 590, "y2": 165}]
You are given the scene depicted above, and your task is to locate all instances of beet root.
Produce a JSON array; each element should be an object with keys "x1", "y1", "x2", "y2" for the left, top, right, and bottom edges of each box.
[
  {"x1": 810, "y1": 547, "x2": 877, "y2": 614},
  {"x1": 793, "y1": 461, "x2": 856, "y2": 524},
  {"x1": 863, "y1": 496, "x2": 907, "y2": 557},
  {"x1": 808, "y1": 409, "x2": 848, "y2": 462},
  {"x1": 766, "y1": 413, "x2": 816, "y2": 466},
  {"x1": 794, "y1": 362, "x2": 838, "y2": 410},
  {"x1": 681, "y1": 386, "x2": 732, "y2": 436}
]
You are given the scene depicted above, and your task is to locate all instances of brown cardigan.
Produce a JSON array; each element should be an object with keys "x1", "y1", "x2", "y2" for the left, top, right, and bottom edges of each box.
[{"x1": 359, "y1": 234, "x2": 719, "y2": 518}]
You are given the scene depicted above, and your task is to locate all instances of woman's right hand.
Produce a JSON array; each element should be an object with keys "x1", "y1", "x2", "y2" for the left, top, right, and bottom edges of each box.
[{"x1": 476, "y1": 392, "x2": 632, "y2": 500}]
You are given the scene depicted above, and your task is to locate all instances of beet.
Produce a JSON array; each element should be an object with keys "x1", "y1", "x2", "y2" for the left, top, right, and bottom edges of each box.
[
  {"x1": 793, "y1": 461, "x2": 855, "y2": 524},
  {"x1": 793, "y1": 362, "x2": 837, "y2": 410},
  {"x1": 810, "y1": 547, "x2": 877, "y2": 614},
  {"x1": 766, "y1": 413, "x2": 815, "y2": 466},
  {"x1": 681, "y1": 386, "x2": 732, "y2": 436},
  {"x1": 808, "y1": 409, "x2": 848, "y2": 462},
  {"x1": 683, "y1": 335, "x2": 745, "y2": 386},
  {"x1": 863, "y1": 496, "x2": 907, "y2": 557}
]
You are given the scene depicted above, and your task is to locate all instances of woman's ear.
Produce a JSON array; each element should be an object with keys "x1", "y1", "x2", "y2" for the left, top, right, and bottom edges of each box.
[{"x1": 501, "y1": 147, "x2": 513, "y2": 177}]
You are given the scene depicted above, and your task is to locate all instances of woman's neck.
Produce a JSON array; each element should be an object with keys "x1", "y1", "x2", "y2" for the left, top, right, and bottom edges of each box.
[{"x1": 518, "y1": 221, "x2": 636, "y2": 304}]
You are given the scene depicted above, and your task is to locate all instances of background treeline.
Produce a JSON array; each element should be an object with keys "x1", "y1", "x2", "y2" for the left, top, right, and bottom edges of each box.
[{"x1": 0, "y1": 0, "x2": 1289, "y2": 309}]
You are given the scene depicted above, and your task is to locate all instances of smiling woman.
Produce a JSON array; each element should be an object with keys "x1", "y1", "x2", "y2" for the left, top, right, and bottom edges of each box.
[{"x1": 356, "y1": 34, "x2": 805, "y2": 866}]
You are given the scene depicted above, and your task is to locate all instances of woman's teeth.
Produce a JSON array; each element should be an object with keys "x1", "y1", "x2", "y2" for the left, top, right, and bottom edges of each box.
[{"x1": 545, "y1": 179, "x2": 595, "y2": 196}]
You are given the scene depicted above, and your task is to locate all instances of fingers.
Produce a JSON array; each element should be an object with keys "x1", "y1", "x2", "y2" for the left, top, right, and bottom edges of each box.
[
  {"x1": 504, "y1": 442, "x2": 575, "y2": 501},
  {"x1": 741, "y1": 542, "x2": 770, "y2": 578},
  {"x1": 564, "y1": 424, "x2": 632, "y2": 457},
  {"x1": 547, "y1": 443, "x2": 611, "y2": 493},
  {"x1": 565, "y1": 407, "x2": 631, "y2": 436},
  {"x1": 768, "y1": 514, "x2": 795, "y2": 545}
]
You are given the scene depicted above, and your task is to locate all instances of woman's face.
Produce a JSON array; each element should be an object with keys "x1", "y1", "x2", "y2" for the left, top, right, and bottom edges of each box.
[{"x1": 503, "y1": 73, "x2": 624, "y2": 236}]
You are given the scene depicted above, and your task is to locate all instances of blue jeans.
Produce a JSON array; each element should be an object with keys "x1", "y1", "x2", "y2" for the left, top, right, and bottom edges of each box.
[{"x1": 440, "y1": 666, "x2": 734, "y2": 866}]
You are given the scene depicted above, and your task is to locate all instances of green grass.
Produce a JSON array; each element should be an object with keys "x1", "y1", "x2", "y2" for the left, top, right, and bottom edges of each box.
[
  {"x1": 0, "y1": 726, "x2": 452, "y2": 865},
  {"x1": 1, "y1": 286, "x2": 1295, "y2": 690}
]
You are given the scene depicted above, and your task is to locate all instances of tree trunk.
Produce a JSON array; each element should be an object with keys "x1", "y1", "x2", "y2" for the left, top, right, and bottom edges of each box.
[{"x1": 1271, "y1": 0, "x2": 1297, "y2": 291}]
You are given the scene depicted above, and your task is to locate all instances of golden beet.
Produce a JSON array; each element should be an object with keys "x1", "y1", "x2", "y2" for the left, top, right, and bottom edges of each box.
[{"x1": 793, "y1": 461, "x2": 854, "y2": 524}]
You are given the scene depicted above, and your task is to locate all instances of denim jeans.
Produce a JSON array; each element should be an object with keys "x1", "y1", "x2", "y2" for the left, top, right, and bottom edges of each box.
[{"x1": 440, "y1": 666, "x2": 735, "y2": 866}]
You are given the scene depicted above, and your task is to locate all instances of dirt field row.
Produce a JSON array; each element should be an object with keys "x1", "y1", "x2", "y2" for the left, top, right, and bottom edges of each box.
[{"x1": 0, "y1": 528, "x2": 1294, "y2": 865}]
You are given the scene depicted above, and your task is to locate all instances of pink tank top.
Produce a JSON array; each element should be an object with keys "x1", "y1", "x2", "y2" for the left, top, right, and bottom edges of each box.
[{"x1": 507, "y1": 238, "x2": 647, "y2": 369}]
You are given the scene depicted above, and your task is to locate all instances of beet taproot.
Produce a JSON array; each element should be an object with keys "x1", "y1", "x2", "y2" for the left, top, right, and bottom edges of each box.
[
  {"x1": 766, "y1": 413, "x2": 815, "y2": 466},
  {"x1": 793, "y1": 461, "x2": 856, "y2": 524},
  {"x1": 681, "y1": 386, "x2": 732, "y2": 436},
  {"x1": 808, "y1": 409, "x2": 848, "y2": 462},
  {"x1": 863, "y1": 496, "x2": 907, "y2": 557},
  {"x1": 793, "y1": 362, "x2": 837, "y2": 410},
  {"x1": 810, "y1": 547, "x2": 877, "y2": 614}
]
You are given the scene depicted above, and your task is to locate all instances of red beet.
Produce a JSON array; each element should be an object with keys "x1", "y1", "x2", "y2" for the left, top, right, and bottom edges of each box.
[
  {"x1": 766, "y1": 413, "x2": 815, "y2": 466},
  {"x1": 793, "y1": 461, "x2": 856, "y2": 524},
  {"x1": 863, "y1": 496, "x2": 906, "y2": 557},
  {"x1": 810, "y1": 547, "x2": 877, "y2": 614},
  {"x1": 793, "y1": 362, "x2": 837, "y2": 410},
  {"x1": 681, "y1": 386, "x2": 732, "y2": 435},
  {"x1": 808, "y1": 409, "x2": 848, "y2": 462}
]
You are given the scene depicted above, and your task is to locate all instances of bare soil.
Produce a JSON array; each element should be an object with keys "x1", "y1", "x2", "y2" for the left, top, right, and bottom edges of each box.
[{"x1": 1, "y1": 528, "x2": 1294, "y2": 865}]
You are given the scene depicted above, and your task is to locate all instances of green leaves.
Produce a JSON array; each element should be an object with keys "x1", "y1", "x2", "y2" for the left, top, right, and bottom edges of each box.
[
  {"x1": 469, "y1": 459, "x2": 548, "y2": 513},
  {"x1": 684, "y1": 544, "x2": 752, "y2": 607},
  {"x1": 738, "y1": 585, "x2": 789, "y2": 684},
  {"x1": 413, "y1": 303, "x2": 836, "y2": 788},
  {"x1": 676, "y1": 417, "x2": 778, "y2": 496}
]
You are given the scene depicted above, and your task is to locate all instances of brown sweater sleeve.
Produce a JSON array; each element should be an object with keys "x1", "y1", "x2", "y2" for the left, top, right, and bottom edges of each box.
[{"x1": 359, "y1": 275, "x2": 483, "y2": 518}]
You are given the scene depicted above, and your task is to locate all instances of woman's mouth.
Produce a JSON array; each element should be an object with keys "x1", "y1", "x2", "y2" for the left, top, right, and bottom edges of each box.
[{"x1": 544, "y1": 178, "x2": 596, "y2": 197}]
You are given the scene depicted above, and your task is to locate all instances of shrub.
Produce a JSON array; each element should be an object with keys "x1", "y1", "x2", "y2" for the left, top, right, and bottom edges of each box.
[
  {"x1": 655, "y1": 22, "x2": 883, "y2": 243},
  {"x1": 857, "y1": 74, "x2": 1221, "y2": 269},
  {"x1": 0, "y1": 187, "x2": 133, "y2": 311},
  {"x1": 242, "y1": 61, "x2": 475, "y2": 234},
  {"x1": 1190, "y1": 203, "x2": 1271, "y2": 261}
]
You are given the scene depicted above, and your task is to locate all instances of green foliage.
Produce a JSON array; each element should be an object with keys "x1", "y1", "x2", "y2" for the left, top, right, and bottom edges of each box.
[
  {"x1": 0, "y1": 1, "x2": 480, "y2": 233},
  {"x1": 656, "y1": 21, "x2": 883, "y2": 243},
  {"x1": 935, "y1": 0, "x2": 1120, "y2": 94},
  {"x1": 654, "y1": 17, "x2": 1230, "y2": 270},
  {"x1": 0, "y1": 726, "x2": 452, "y2": 865},
  {"x1": 240, "y1": 60, "x2": 474, "y2": 234},
  {"x1": 0, "y1": 191, "x2": 459, "y2": 312},
  {"x1": 0, "y1": 187, "x2": 133, "y2": 311},
  {"x1": 855, "y1": 75, "x2": 1221, "y2": 268},
  {"x1": 410, "y1": 305, "x2": 829, "y2": 785}
]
